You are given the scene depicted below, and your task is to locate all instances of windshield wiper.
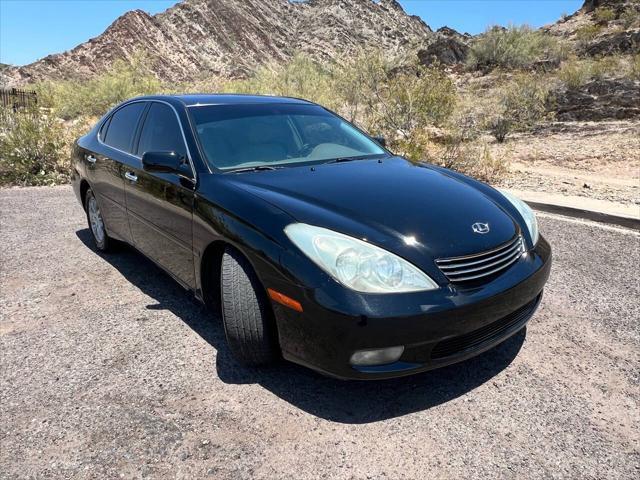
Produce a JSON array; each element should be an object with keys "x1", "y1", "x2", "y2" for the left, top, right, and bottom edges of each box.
[
  {"x1": 230, "y1": 165, "x2": 282, "y2": 173},
  {"x1": 323, "y1": 154, "x2": 384, "y2": 165}
]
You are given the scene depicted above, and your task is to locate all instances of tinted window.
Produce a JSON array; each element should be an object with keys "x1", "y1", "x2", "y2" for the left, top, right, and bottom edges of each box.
[
  {"x1": 137, "y1": 103, "x2": 187, "y2": 159},
  {"x1": 103, "y1": 102, "x2": 145, "y2": 153},
  {"x1": 190, "y1": 104, "x2": 386, "y2": 170}
]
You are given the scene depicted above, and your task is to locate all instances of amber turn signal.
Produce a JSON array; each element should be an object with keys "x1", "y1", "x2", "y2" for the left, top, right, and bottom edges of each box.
[{"x1": 267, "y1": 288, "x2": 303, "y2": 312}]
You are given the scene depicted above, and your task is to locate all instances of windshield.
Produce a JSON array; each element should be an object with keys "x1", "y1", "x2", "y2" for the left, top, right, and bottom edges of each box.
[{"x1": 189, "y1": 103, "x2": 387, "y2": 170}]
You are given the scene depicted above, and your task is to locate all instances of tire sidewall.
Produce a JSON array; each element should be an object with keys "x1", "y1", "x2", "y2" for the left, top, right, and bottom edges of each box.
[{"x1": 85, "y1": 189, "x2": 109, "y2": 252}]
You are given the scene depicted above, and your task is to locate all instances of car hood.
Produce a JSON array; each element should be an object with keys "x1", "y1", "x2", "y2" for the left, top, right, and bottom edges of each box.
[{"x1": 226, "y1": 157, "x2": 519, "y2": 269}]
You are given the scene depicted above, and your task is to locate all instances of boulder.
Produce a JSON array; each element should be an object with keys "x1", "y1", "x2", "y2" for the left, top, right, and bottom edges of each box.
[{"x1": 417, "y1": 37, "x2": 470, "y2": 66}]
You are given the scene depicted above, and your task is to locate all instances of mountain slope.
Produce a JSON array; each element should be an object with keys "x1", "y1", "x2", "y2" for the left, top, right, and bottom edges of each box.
[{"x1": 1, "y1": 0, "x2": 433, "y2": 87}]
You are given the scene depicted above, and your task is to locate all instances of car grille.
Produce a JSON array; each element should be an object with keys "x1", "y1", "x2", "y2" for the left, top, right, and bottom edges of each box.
[
  {"x1": 435, "y1": 235, "x2": 525, "y2": 283},
  {"x1": 430, "y1": 294, "x2": 541, "y2": 360}
]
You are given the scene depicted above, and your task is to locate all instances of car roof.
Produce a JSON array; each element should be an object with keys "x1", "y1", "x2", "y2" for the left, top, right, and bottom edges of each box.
[{"x1": 132, "y1": 94, "x2": 316, "y2": 107}]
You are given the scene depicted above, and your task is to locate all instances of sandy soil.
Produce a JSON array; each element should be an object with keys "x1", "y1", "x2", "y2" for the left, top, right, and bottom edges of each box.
[{"x1": 491, "y1": 120, "x2": 640, "y2": 206}]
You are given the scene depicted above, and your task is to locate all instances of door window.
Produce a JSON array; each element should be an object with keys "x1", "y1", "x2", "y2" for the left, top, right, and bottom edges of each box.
[
  {"x1": 102, "y1": 102, "x2": 146, "y2": 153},
  {"x1": 137, "y1": 103, "x2": 187, "y2": 160}
]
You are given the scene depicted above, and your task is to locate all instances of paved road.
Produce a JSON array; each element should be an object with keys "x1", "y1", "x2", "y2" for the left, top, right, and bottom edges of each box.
[{"x1": 1, "y1": 186, "x2": 638, "y2": 479}]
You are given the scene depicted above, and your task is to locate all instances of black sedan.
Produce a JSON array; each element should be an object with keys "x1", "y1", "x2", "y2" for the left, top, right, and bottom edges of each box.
[{"x1": 71, "y1": 94, "x2": 551, "y2": 380}]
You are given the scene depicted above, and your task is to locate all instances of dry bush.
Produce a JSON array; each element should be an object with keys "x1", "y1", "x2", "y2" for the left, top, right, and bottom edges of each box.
[
  {"x1": 593, "y1": 7, "x2": 617, "y2": 24},
  {"x1": 500, "y1": 73, "x2": 551, "y2": 130},
  {"x1": 0, "y1": 108, "x2": 68, "y2": 186},
  {"x1": 558, "y1": 55, "x2": 635, "y2": 88},
  {"x1": 575, "y1": 24, "x2": 603, "y2": 48},
  {"x1": 620, "y1": 5, "x2": 640, "y2": 28},
  {"x1": 466, "y1": 25, "x2": 569, "y2": 72},
  {"x1": 35, "y1": 53, "x2": 162, "y2": 120},
  {"x1": 392, "y1": 130, "x2": 508, "y2": 183},
  {"x1": 222, "y1": 55, "x2": 338, "y2": 111}
]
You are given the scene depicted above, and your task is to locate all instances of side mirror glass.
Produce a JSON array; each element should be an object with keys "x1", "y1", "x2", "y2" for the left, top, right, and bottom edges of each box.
[
  {"x1": 372, "y1": 136, "x2": 387, "y2": 148},
  {"x1": 142, "y1": 151, "x2": 182, "y2": 174}
]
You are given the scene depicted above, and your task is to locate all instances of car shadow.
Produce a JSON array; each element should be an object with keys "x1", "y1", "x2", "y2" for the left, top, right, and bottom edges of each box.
[{"x1": 76, "y1": 229, "x2": 527, "y2": 424}]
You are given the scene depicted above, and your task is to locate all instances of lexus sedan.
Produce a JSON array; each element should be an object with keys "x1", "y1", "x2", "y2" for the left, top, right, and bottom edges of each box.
[{"x1": 71, "y1": 94, "x2": 551, "y2": 380}]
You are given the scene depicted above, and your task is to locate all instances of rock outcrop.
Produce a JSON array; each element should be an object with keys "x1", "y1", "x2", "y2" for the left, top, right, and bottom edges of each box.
[
  {"x1": 554, "y1": 78, "x2": 640, "y2": 121},
  {"x1": 417, "y1": 36, "x2": 469, "y2": 66},
  {"x1": 1, "y1": 0, "x2": 434, "y2": 87}
]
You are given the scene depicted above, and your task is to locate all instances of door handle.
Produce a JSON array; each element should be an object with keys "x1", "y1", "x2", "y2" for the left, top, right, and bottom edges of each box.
[
  {"x1": 124, "y1": 171, "x2": 138, "y2": 182},
  {"x1": 86, "y1": 154, "x2": 97, "y2": 164}
]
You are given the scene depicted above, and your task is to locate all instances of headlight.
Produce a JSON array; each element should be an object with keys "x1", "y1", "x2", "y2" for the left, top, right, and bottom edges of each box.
[
  {"x1": 498, "y1": 189, "x2": 539, "y2": 245},
  {"x1": 284, "y1": 223, "x2": 438, "y2": 293}
]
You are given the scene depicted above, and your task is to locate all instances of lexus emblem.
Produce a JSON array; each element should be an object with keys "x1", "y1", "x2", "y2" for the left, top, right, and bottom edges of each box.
[{"x1": 472, "y1": 222, "x2": 490, "y2": 234}]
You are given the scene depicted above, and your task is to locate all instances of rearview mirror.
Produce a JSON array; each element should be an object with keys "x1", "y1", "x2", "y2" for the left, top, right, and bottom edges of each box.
[
  {"x1": 142, "y1": 151, "x2": 182, "y2": 174},
  {"x1": 372, "y1": 136, "x2": 387, "y2": 148}
]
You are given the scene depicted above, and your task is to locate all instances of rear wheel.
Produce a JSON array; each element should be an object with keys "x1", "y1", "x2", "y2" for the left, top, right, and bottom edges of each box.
[
  {"x1": 220, "y1": 247, "x2": 278, "y2": 366},
  {"x1": 85, "y1": 189, "x2": 111, "y2": 252}
]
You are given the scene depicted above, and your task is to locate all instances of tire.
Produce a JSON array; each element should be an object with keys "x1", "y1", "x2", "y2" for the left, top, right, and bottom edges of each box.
[
  {"x1": 84, "y1": 188, "x2": 111, "y2": 252},
  {"x1": 220, "y1": 247, "x2": 278, "y2": 366}
]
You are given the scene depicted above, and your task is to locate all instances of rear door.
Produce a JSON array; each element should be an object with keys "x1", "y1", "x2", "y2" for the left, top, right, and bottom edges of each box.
[
  {"x1": 123, "y1": 102, "x2": 196, "y2": 288},
  {"x1": 86, "y1": 102, "x2": 146, "y2": 244}
]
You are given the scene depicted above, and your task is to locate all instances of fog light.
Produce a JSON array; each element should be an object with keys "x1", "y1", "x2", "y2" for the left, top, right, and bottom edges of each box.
[{"x1": 349, "y1": 346, "x2": 404, "y2": 367}]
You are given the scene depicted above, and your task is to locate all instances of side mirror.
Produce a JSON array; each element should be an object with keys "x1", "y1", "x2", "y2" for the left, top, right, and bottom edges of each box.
[
  {"x1": 372, "y1": 136, "x2": 387, "y2": 148},
  {"x1": 142, "y1": 151, "x2": 182, "y2": 174}
]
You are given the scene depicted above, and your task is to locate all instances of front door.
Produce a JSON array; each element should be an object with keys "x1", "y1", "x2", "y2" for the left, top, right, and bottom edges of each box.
[{"x1": 124, "y1": 102, "x2": 196, "y2": 288}]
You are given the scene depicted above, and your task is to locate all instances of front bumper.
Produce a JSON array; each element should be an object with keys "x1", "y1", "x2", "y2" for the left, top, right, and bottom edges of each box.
[{"x1": 271, "y1": 236, "x2": 552, "y2": 380}]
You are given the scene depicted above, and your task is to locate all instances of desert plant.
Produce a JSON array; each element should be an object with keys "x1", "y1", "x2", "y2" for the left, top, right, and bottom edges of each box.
[
  {"x1": 499, "y1": 73, "x2": 551, "y2": 130},
  {"x1": 0, "y1": 107, "x2": 69, "y2": 186},
  {"x1": 393, "y1": 130, "x2": 508, "y2": 183},
  {"x1": 222, "y1": 55, "x2": 338, "y2": 111},
  {"x1": 593, "y1": 6, "x2": 617, "y2": 24},
  {"x1": 34, "y1": 53, "x2": 162, "y2": 120},
  {"x1": 466, "y1": 25, "x2": 568, "y2": 71},
  {"x1": 620, "y1": 5, "x2": 640, "y2": 28},
  {"x1": 371, "y1": 64, "x2": 457, "y2": 137},
  {"x1": 487, "y1": 116, "x2": 513, "y2": 143},
  {"x1": 575, "y1": 24, "x2": 603, "y2": 48}
]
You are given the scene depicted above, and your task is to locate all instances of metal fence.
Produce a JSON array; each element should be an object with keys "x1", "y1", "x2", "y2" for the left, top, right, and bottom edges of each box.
[{"x1": 0, "y1": 88, "x2": 38, "y2": 110}]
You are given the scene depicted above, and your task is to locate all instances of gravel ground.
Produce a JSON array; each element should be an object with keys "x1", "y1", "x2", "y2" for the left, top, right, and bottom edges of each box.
[{"x1": 1, "y1": 186, "x2": 639, "y2": 479}]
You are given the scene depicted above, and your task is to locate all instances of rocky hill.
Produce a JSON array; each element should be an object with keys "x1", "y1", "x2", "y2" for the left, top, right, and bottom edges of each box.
[{"x1": 1, "y1": 0, "x2": 434, "y2": 87}]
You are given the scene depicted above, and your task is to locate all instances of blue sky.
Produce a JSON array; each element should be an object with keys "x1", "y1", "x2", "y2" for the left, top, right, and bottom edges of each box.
[{"x1": 1, "y1": 0, "x2": 583, "y2": 66}]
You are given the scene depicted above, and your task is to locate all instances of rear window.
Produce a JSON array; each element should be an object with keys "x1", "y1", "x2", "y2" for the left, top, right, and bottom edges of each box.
[{"x1": 103, "y1": 102, "x2": 146, "y2": 153}]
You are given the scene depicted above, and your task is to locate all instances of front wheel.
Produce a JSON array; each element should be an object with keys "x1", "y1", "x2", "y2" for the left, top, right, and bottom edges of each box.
[
  {"x1": 220, "y1": 247, "x2": 278, "y2": 366},
  {"x1": 85, "y1": 188, "x2": 111, "y2": 252}
]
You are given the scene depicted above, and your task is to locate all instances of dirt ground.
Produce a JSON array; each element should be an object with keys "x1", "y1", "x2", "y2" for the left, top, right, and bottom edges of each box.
[
  {"x1": 1, "y1": 186, "x2": 639, "y2": 479},
  {"x1": 492, "y1": 120, "x2": 640, "y2": 207}
]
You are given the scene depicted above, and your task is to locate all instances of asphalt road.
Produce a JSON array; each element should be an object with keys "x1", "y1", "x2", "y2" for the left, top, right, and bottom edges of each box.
[{"x1": 1, "y1": 186, "x2": 638, "y2": 479}]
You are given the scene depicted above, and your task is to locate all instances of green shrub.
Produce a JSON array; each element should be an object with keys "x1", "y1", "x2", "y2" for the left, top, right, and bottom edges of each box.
[
  {"x1": 34, "y1": 53, "x2": 162, "y2": 120},
  {"x1": 558, "y1": 55, "x2": 627, "y2": 89},
  {"x1": 466, "y1": 25, "x2": 568, "y2": 71},
  {"x1": 372, "y1": 64, "x2": 457, "y2": 137},
  {"x1": 499, "y1": 73, "x2": 551, "y2": 130},
  {"x1": 486, "y1": 116, "x2": 513, "y2": 143},
  {"x1": 594, "y1": 7, "x2": 617, "y2": 24},
  {"x1": 575, "y1": 24, "x2": 603, "y2": 48},
  {"x1": 222, "y1": 55, "x2": 338, "y2": 111},
  {"x1": 0, "y1": 108, "x2": 69, "y2": 186},
  {"x1": 620, "y1": 6, "x2": 640, "y2": 28}
]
